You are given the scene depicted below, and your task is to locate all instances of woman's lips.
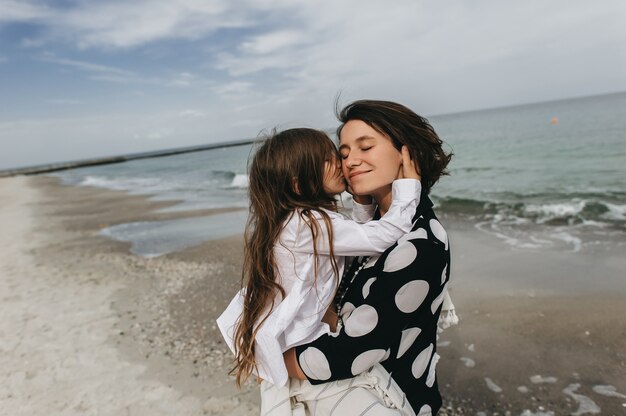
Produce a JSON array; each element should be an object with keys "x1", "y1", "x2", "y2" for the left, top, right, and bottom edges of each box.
[{"x1": 349, "y1": 170, "x2": 370, "y2": 179}]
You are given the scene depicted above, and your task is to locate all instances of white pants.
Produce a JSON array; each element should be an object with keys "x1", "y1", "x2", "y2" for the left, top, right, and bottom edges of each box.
[{"x1": 260, "y1": 364, "x2": 418, "y2": 416}]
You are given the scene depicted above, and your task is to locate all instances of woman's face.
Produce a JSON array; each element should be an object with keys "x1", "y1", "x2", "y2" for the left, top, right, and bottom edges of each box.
[{"x1": 339, "y1": 120, "x2": 402, "y2": 196}]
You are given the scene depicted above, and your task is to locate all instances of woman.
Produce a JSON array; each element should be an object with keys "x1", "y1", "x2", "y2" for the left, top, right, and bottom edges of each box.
[{"x1": 283, "y1": 100, "x2": 454, "y2": 416}]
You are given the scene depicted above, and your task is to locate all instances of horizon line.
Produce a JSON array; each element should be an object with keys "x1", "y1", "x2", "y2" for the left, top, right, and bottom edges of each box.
[{"x1": 1, "y1": 89, "x2": 623, "y2": 176}]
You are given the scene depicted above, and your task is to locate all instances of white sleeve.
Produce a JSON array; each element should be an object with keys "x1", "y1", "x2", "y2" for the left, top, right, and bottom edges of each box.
[
  {"x1": 290, "y1": 179, "x2": 421, "y2": 256},
  {"x1": 216, "y1": 290, "x2": 292, "y2": 387},
  {"x1": 351, "y1": 199, "x2": 376, "y2": 223},
  {"x1": 216, "y1": 290, "x2": 244, "y2": 356}
]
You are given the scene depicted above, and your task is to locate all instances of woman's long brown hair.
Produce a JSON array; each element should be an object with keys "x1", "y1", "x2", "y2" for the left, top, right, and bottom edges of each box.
[
  {"x1": 336, "y1": 99, "x2": 453, "y2": 194},
  {"x1": 231, "y1": 128, "x2": 341, "y2": 386}
]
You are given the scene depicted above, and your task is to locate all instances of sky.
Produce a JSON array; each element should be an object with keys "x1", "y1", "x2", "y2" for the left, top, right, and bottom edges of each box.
[{"x1": 1, "y1": 0, "x2": 625, "y2": 170}]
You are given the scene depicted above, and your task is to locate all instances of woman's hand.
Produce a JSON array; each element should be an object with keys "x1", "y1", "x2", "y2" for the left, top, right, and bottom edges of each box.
[
  {"x1": 397, "y1": 146, "x2": 421, "y2": 181},
  {"x1": 284, "y1": 348, "x2": 307, "y2": 380}
]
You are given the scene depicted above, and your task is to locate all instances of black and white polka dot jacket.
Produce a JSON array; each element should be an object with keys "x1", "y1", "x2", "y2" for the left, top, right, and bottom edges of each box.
[{"x1": 295, "y1": 195, "x2": 450, "y2": 414}]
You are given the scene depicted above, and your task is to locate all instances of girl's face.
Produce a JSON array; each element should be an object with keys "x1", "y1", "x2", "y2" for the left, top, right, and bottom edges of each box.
[
  {"x1": 322, "y1": 153, "x2": 347, "y2": 196},
  {"x1": 338, "y1": 120, "x2": 402, "y2": 197}
]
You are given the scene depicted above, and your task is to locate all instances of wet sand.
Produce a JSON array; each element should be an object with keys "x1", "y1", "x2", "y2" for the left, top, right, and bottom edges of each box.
[{"x1": 1, "y1": 175, "x2": 625, "y2": 415}]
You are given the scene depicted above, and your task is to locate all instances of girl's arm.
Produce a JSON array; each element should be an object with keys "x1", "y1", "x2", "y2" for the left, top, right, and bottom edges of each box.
[
  {"x1": 350, "y1": 197, "x2": 376, "y2": 224},
  {"x1": 289, "y1": 146, "x2": 421, "y2": 256},
  {"x1": 289, "y1": 179, "x2": 421, "y2": 256}
]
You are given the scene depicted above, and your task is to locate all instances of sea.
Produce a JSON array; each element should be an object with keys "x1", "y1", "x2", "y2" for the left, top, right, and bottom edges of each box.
[{"x1": 52, "y1": 92, "x2": 626, "y2": 257}]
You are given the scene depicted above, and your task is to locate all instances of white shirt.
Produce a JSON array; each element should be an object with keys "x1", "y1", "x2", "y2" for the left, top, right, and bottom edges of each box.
[{"x1": 217, "y1": 179, "x2": 421, "y2": 387}]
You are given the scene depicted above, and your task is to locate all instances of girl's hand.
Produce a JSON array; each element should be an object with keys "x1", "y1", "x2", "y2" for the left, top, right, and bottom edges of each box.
[
  {"x1": 397, "y1": 146, "x2": 421, "y2": 181},
  {"x1": 322, "y1": 303, "x2": 339, "y2": 332}
]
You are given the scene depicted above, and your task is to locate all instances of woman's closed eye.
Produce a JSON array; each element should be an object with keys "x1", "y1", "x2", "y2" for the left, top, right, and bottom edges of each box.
[{"x1": 340, "y1": 146, "x2": 372, "y2": 159}]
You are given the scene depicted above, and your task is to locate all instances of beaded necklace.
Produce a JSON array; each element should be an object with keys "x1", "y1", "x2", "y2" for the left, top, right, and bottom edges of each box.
[{"x1": 334, "y1": 256, "x2": 370, "y2": 316}]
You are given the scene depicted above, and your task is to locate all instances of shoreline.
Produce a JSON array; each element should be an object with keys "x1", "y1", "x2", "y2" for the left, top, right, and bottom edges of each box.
[{"x1": 1, "y1": 176, "x2": 625, "y2": 415}]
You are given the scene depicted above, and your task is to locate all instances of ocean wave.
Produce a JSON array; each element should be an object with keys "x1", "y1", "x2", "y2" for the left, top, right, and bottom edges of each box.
[
  {"x1": 436, "y1": 195, "x2": 626, "y2": 228},
  {"x1": 211, "y1": 170, "x2": 237, "y2": 180},
  {"x1": 524, "y1": 201, "x2": 588, "y2": 222},
  {"x1": 602, "y1": 201, "x2": 626, "y2": 221},
  {"x1": 221, "y1": 173, "x2": 249, "y2": 189},
  {"x1": 80, "y1": 175, "x2": 163, "y2": 192}
]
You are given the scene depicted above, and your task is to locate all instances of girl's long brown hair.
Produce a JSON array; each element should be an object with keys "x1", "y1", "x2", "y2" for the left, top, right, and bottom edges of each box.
[{"x1": 231, "y1": 128, "x2": 341, "y2": 386}]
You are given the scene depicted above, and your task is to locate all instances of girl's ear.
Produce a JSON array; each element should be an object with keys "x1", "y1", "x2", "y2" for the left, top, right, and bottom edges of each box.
[{"x1": 291, "y1": 177, "x2": 301, "y2": 195}]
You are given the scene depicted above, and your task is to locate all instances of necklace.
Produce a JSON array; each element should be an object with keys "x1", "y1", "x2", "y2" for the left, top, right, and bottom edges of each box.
[{"x1": 334, "y1": 256, "x2": 370, "y2": 316}]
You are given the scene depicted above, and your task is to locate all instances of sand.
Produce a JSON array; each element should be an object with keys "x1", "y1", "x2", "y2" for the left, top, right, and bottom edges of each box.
[
  {"x1": 1, "y1": 175, "x2": 625, "y2": 415},
  {"x1": 0, "y1": 176, "x2": 257, "y2": 415}
]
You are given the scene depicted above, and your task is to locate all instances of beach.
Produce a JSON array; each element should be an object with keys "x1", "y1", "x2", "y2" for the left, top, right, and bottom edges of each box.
[{"x1": 2, "y1": 175, "x2": 625, "y2": 415}]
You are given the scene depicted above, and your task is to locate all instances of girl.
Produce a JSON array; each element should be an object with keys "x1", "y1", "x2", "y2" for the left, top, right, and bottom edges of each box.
[{"x1": 217, "y1": 127, "x2": 421, "y2": 391}]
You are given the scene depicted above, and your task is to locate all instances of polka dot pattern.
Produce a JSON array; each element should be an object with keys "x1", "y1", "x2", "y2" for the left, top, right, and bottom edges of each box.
[
  {"x1": 298, "y1": 347, "x2": 331, "y2": 380},
  {"x1": 398, "y1": 228, "x2": 427, "y2": 244},
  {"x1": 426, "y1": 353, "x2": 440, "y2": 388},
  {"x1": 397, "y1": 327, "x2": 422, "y2": 359},
  {"x1": 344, "y1": 305, "x2": 378, "y2": 337},
  {"x1": 351, "y1": 349, "x2": 387, "y2": 375},
  {"x1": 341, "y1": 302, "x2": 356, "y2": 320},
  {"x1": 383, "y1": 242, "x2": 417, "y2": 272},
  {"x1": 430, "y1": 219, "x2": 448, "y2": 250},
  {"x1": 417, "y1": 404, "x2": 432, "y2": 416},
  {"x1": 362, "y1": 277, "x2": 376, "y2": 299},
  {"x1": 431, "y1": 283, "x2": 447, "y2": 314},
  {"x1": 412, "y1": 343, "x2": 434, "y2": 379},
  {"x1": 395, "y1": 280, "x2": 429, "y2": 313}
]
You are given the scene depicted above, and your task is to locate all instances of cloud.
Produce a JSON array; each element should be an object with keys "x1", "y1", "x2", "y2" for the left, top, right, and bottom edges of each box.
[
  {"x1": 240, "y1": 29, "x2": 307, "y2": 55},
  {"x1": 1, "y1": 0, "x2": 254, "y2": 49},
  {"x1": 7, "y1": 1, "x2": 624, "y2": 109},
  {"x1": 135, "y1": 129, "x2": 174, "y2": 141},
  {"x1": 1, "y1": 0, "x2": 626, "y2": 170},
  {"x1": 212, "y1": 1, "x2": 626, "y2": 113},
  {"x1": 178, "y1": 109, "x2": 206, "y2": 118},
  {"x1": 213, "y1": 81, "x2": 253, "y2": 96},
  {"x1": 40, "y1": 53, "x2": 135, "y2": 77},
  {"x1": 38, "y1": 53, "x2": 211, "y2": 87},
  {"x1": 0, "y1": 0, "x2": 53, "y2": 22},
  {"x1": 169, "y1": 72, "x2": 199, "y2": 87},
  {"x1": 46, "y1": 98, "x2": 82, "y2": 105}
]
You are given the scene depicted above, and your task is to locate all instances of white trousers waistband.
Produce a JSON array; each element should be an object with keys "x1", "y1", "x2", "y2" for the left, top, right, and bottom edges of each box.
[{"x1": 260, "y1": 364, "x2": 418, "y2": 416}]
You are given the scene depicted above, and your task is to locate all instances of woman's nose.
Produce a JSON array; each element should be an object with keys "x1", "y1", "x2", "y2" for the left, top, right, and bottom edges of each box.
[{"x1": 344, "y1": 155, "x2": 361, "y2": 168}]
